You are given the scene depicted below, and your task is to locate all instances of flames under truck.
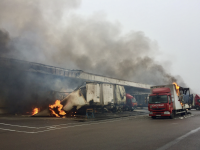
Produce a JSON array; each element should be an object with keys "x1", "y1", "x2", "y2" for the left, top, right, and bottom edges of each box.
[{"x1": 148, "y1": 84, "x2": 191, "y2": 119}]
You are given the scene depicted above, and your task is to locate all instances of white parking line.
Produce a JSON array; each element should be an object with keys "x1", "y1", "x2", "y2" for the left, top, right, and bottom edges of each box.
[
  {"x1": 156, "y1": 126, "x2": 200, "y2": 150},
  {"x1": 0, "y1": 117, "x2": 129, "y2": 134},
  {"x1": 0, "y1": 128, "x2": 35, "y2": 133},
  {"x1": 0, "y1": 122, "x2": 78, "y2": 129},
  {"x1": 0, "y1": 117, "x2": 123, "y2": 129}
]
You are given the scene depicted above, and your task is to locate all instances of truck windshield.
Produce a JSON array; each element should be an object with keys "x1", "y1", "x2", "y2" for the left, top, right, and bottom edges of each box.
[
  {"x1": 149, "y1": 95, "x2": 168, "y2": 104},
  {"x1": 131, "y1": 98, "x2": 137, "y2": 103}
]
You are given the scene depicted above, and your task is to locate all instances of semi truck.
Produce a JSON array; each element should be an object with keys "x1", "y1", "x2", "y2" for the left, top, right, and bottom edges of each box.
[
  {"x1": 189, "y1": 94, "x2": 200, "y2": 110},
  {"x1": 60, "y1": 82, "x2": 127, "y2": 113},
  {"x1": 148, "y1": 83, "x2": 190, "y2": 119},
  {"x1": 124, "y1": 94, "x2": 137, "y2": 111},
  {"x1": 35, "y1": 82, "x2": 141, "y2": 116}
]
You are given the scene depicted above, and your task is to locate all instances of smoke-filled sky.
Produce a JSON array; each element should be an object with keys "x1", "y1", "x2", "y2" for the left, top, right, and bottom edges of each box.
[{"x1": 0, "y1": 0, "x2": 199, "y2": 92}]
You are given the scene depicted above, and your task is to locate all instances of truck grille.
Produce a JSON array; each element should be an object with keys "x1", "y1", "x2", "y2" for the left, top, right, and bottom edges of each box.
[{"x1": 152, "y1": 108, "x2": 165, "y2": 110}]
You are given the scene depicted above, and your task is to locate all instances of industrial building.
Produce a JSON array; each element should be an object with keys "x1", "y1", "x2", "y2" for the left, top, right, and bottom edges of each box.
[{"x1": 0, "y1": 57, "x2": 151, "y2": 114}]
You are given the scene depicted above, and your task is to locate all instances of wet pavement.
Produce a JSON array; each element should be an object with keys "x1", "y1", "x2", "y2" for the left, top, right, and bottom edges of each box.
[{"x1": 0, "y1": 108, "x2": 200, "y2": 150}]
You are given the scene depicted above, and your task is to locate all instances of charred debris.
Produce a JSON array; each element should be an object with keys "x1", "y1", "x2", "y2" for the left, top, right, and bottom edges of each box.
[{"x1": 33, "y1": 81, "x2": 150, "y2": 117}]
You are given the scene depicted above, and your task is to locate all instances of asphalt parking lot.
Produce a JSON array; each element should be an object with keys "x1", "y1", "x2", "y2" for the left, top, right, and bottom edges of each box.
[{"x1": 0, "y1": 108, "x2": 200, "y2": 150}]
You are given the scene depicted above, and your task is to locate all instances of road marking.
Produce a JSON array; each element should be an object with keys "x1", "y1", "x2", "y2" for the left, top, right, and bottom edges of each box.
[
  {"x1": 0, "y1": 122, "x2": 78, "y2": 129},
  {"x1": 0, "y1": 128, "x2": 35, "y2": 133},
  {"x1": 0, "y1": 115, "x2": 143, "y2": 129},
  {"x1": 0, "y1": 119, "x2": 120, "y2": 133},
  {"x1": 156, "y1": 126, "x2": 200, "y2": 150},
  {"x1": 0, "y1": 117, "x2": 130, "y2": 133},
  {"x1": 0, "y1": 117, "x2": 123, "y2": 129}
]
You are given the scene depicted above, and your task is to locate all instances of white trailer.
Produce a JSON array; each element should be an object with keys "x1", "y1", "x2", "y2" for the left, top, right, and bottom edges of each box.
[
  {"x1": 86, "y1": 83, "x2": 101, "y2": 104},
  {"x1": 101, "y1": 84, "x2": 114, "y2": 105},
  {"x1": 56, "y1": 82, "x2": 127, "y2": 114}
]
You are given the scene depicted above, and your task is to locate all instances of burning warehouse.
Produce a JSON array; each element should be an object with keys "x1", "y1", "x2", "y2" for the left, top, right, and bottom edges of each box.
[
  {"x1": 0, "y1": 0, "x2": 188, "y2": 117},
  {"x1": 0, "y1": 57, "x2": 150, "y2": 116}
]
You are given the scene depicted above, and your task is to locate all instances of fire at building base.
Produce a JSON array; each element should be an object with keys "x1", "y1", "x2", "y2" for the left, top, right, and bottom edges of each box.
[
  {"x1": 0, "y1": 57, "x2": 150, "y2": 116},
  {"x1": 32, "y1": 82, "x2": 148, "y2": 117},
  {"x1": 32, "y1": 82, "x2": 200, "y2": 120},
  {"x1": 0, "y1": 58, "x2": 199, "y2": 118}
]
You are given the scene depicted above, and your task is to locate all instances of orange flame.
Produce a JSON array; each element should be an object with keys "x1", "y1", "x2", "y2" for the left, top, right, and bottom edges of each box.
[
  {"x1": 49, "y1": 100, "x2": 66, "y2": 117},
  {"x1": 180, "y1": 102, "x2": 184, "y2": 107},
  {"x1": 32, "y1": 108, "x2": 39, "y2": 115},
  {"x1": 173, "y1": 82, "x2": 180, "y2": 96},
  {"x1": 173, "y1": 82, "x2": 184, "y2": 106}
]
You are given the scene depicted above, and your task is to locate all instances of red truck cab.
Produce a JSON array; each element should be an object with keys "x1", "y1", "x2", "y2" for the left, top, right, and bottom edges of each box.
[
  {"x1": 195, "y1": 94, "x2": 200, "y2": 110},
  {"x1": 125, "y1": 94, "x2": 137, "y2": 111},
  {"x1": 148, "y1": 87, "x2": 174, "y2": 119}
]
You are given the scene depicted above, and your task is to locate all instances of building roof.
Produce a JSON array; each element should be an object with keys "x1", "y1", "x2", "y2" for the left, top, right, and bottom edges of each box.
[{"x1": 0, "y1": 57, "x2": 151, "y2": 89}]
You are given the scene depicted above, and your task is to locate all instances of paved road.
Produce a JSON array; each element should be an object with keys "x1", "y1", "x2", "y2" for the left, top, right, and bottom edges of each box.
[{"x1": 0, "y1": 109, "x2": 200, "y2": 150}]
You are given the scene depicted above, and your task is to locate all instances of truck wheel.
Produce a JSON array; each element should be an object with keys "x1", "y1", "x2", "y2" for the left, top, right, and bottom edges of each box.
[
  {"x1": 151, "y1": 116, "x2": 156, "y2": 119},
  {"x1": 131, "y1": 107, "x2": 134, "y2": 111},
  {"x1": 170, "y1": 111, "x2": 175, "y2": 119},
  {"x1": 196, "y1": 107, "x2": 200, "y2": 110},
  {"x1": 185, "y1": 110, "x2": 188, "y2": 115}
]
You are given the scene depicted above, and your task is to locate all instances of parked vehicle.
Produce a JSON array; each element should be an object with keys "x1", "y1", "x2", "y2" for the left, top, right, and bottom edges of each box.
[
  {"x1": 59, "y1": 82, "x2": 126, "y2": 113},
  {"x1": 133, "y1": 94, "x2": 149, "y2": 108},
  {"x1": 124, "y1": 94, "x2": 137, "y2": 111},
  {"x1": 189, "y1": 94, "x2": 200, "y2": 110},
  {"x1": 148, "y1": 83, "x2": 191, "y2": 119}
]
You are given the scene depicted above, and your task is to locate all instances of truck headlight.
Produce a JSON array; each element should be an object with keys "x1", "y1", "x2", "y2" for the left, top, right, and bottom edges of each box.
[
  {"x1": 149, "y1": 111, "x2": 153, "y2": 114},
  {"x1": 164, "y1": 111, "x2": 170, "y2": 114}
]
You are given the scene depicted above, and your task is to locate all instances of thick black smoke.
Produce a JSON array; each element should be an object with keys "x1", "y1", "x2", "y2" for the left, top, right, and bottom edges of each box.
[
  {"x1": 0, "y1": 0, "x2": 183, "y2": 85},
  {"x1": 0, "y1": 0, "x2": 188, "y2": 114}
]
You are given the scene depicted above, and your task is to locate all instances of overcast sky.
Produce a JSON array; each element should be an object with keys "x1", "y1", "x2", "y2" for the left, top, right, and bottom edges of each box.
[{"x1": 76, "y1": 0, "x2": 200, "y2": 93}]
